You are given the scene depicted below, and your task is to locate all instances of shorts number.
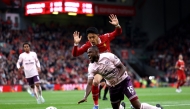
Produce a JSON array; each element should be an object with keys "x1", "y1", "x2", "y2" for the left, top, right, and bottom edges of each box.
[
  {"x1": 37, "y1": 76, "x2": 40, "y2": 80},
  {"x1": 127, "y1": 86, "x2": 134, "y2": 94}
]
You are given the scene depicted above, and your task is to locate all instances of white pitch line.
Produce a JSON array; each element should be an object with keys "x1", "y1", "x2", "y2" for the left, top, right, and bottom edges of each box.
[
  {"x1": 0, "y1": 102, "x2": 78, "y2": 105},
  {"x1": 162, "y1": 104, "x2": 190, "y2": 106}
]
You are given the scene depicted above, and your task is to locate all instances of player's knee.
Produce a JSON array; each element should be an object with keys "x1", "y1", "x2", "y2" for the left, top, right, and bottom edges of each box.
[
  {"x1": 35, "y1": 83, "x2": 40, "y2": 87},
  {"x1": 93, "y1": 80, "x2": 100, "y2": 86},
  {"x1": 131, "y1": 99, "x2": 141, "y2": 109}
]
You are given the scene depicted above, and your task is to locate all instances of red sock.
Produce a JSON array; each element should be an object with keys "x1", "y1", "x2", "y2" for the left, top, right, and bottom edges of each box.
[
  {"x1": 180, "y1": 81, "x2": 185, "y2": 86},
  {"x1": 92, "y1": 85, "x2": 99, "y2": 105},
  {"x1": 177, "y1": 81, "x2": 181, "y2": 89}
]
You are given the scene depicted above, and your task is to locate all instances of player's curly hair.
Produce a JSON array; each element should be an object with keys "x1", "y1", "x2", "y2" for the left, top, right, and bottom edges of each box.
[
  {"x1": 90, "y1": 45, "x2": 99, "y2": 52},
  {"x1": 23, "y1": 42, "x2": 31, "y2": 47},
  {"x1": 86, "y1": 27, "x2": 99, "y2": 35}
]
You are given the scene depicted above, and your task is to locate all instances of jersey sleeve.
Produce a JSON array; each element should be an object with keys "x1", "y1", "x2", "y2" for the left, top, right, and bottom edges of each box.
[
  {"x1": 72, "y1": 42, "x2": 90, "y2": 57},
  {"x1": 175, "y1": 61, "x2": 180, "y2": 67},
  {"x1": 108, "y1": 53, "x2": 121, "y2": 66},
  {"x1": 88, "y1": 65, "x2": 95, "y2": 79},
  {"x1": 34, "y1": 52, "x2": 41, "y2": 68},
  {"x1": 16, "y1": 54, "x2": 23, "y2": 69},
  {"x1": 106, "y1": 27, "x2": 122, "y2": 41}
]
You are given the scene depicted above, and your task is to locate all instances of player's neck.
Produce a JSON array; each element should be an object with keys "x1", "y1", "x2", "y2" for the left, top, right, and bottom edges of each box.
[
  {"x1": 95, "y1": 55, "x2": 100, "y2": 62},
  {"x1": 25, "y1": 51, "x2": 30, "y2": 54}
]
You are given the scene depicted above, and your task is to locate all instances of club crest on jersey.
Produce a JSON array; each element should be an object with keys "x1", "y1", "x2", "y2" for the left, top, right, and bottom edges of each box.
[
  {"x1": 105, "y1": 60, "x2": 110, "y2": 65},
  {"x1": 104, "y1": 43, "x2": 106, "y2": 47},
  {"x1": 114, "y1": 55, "x2": 118, "y2": 59}
]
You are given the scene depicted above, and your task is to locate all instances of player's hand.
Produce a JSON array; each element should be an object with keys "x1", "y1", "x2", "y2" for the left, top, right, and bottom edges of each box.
[
  {"x1": 78, "y1": 98, "x2": 87, "y2": 104},
  {"x1": 37, "y1": 67, "x2": 41, "y2": 73},
  {"x1": 109, "y1": 14, "x2": 119, "y2": 26},
  {"x1": 73, "y1": 31, "x2": 82, "y2": 44},
  {"x1": 109, "y1": 78, "x2": 118, "y2": 87}
]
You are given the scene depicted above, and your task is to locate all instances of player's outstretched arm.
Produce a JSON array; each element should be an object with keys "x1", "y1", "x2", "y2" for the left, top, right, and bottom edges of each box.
[
  {"x1": 106, "y1": 14, "x2": 122, "y2": 41},
  {"x1": 78, "y1": 78, "x2": 93, "y2": 104},
  {"x1": 72, "y1": 31, "x2": 89, "y2": 57},
  {"x1": 109, "y1": 14, "x2": 120, "y2": 28},
  {"x1": 73, "y1": 31, "x2": 82, "y2": 45}
]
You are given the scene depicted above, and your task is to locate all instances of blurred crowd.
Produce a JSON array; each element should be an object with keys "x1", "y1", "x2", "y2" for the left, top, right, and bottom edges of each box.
[
  {"x1": 0, "y1": 19, "x2": 92, "y2": 87},
  {"x1": 146, "y1": 19, "x2": 190, "y2": 85}
]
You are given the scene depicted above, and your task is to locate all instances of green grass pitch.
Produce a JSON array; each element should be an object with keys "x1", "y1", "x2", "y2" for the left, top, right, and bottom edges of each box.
[{"x1": 0, "y1": 87, "x2": 189, "y2": 109}]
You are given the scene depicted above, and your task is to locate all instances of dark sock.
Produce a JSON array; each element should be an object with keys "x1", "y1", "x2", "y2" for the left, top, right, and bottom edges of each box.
[
  {"x1": 99, "y1": 85, "x2": 103, "y2": 98},
  {"x1": 103, "y1": 86, "x2": 108, "y2": 98}
]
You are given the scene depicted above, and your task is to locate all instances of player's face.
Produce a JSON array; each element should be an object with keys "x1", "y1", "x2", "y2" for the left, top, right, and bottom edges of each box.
[
  {"x1": 23, "y1": 44, "x2": 30, "y2": 53},
  {"x1": 179, "y1": 55, "x2": 183, "y2": 60},
  {"x1": 87, "y1": 48, "x2": 98, "y2": 63},
  {"x1": 87, "y1": 33, "x2": 99, "y2": 46}
]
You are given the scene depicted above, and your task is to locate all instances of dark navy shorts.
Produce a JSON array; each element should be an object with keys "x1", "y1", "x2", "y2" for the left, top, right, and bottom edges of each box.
[
  {"x1": 26, "y1": 75, "x2": 40, "y2": 85},
  {"x1": 108, "y1": 76, "x2": 138, "y2": 103}
]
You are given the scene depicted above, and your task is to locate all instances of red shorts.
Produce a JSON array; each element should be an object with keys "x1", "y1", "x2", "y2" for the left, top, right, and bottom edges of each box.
[{"x1": 177, "y1": 71, "x2": 186, "y2": 81}]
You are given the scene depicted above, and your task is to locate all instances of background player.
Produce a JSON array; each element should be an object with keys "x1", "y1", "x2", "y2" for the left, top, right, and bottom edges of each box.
[
  {"x1": 175, "y1": 54, "x2": 186, "y2": 93},
  {"x1": 16, "y1": 42, "x2": 45, "y2": 104},
  {"x1": 72, "y1": 14, "x2": 122, "y2": 109},
  {"x1": 99, "y1": 78, "x2": 108, "y2": 100},
  {"x1": 78, "y1": 46, "x2": 163, "y2": 109}
]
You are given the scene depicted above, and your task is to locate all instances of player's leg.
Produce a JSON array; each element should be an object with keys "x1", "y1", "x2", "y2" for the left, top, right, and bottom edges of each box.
[
  {"x1": 27, "y1": 77, "x2": 38, "y2": 99},
  {"x1": 27, "y1": 85, "x2": 35, "y2": 97},
  {"x1": 103, "y1": 85, "x2": 108, "y2": 100},
  {"x1": 30, "y1": 85, "x2": 38, "y2": 99},
  {"x1": 35, "y1": 83, "x2": 45, "y2": 103},
  {"x1": 109, "y1": 80, "x2": 127, "y2": 109},
  {"x1": 34, "y1": 75, "x2": 45, "y2": 103},
  {"x1": 25, "y1": 78, "x2": 34, "y2": 97},
  {"x1": 111, "y1": 101, "x2": 126, "y2": 109},
  {"x1": 99, "y1": 81, "x2": 104, "y2": 99},
  {"x1": 176, "y1": 73, "x2": 182, "y2": 93},
  {"x1": 28, "y1": 83, "x2": 41, "y2": 104},
  {"x1": 176, "y1": 72, "x2": 186, "y2": 93},
  {"x1": 28, "y1": 76, "x2": 41, "y2": 104},
  {"x1": 131, "y1": 100, "x2": 163, "y2": 109},
  {"x1": 124, "y1": 76, "x2": 163, "y2": 109},
  {"x1": 180, "y1": 73, "x2": 186, "y2": 87},
  {"x1": 92, "y1": 74, "x2": 103, "y2": 109},
  {"x1": 111, "y1": 101, "x2": 121, "y2": 109},
  {"x1": 99, "y1": 79, "x2": 108, "y2": 100}
]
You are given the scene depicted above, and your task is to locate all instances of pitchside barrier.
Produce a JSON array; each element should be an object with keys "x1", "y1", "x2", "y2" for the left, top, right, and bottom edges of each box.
[
  {"x1": 0, "y1": 84, "x2": 87, "y2": 92},
  {"x1": 0, "y1": 83, "x2": 185, "y2": 92}
]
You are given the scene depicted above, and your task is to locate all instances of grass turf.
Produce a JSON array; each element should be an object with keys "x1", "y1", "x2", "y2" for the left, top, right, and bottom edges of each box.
[{"x1": 0, "y1": 87, "x2": 189, "y2": 109}]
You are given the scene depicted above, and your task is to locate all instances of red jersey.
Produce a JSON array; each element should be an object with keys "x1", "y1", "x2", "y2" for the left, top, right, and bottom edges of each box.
[
  {"x1": 175, "y1": 59, "x2": 186, "y2": 80},
  {"x1": 175, "y1": 60, "x2": 185, "y2": 72},
  {"x1": 72, "y1": 27, "x2": 122, "y2": 57}
]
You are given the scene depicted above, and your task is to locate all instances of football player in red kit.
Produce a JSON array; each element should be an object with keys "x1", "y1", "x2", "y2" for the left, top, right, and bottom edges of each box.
[
  {"x1": 72, "y1": 14, "x2": 122, "y2": 109},
  {"x1": 175, "y1": 54, "x2": 186, "y2": 93}
]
